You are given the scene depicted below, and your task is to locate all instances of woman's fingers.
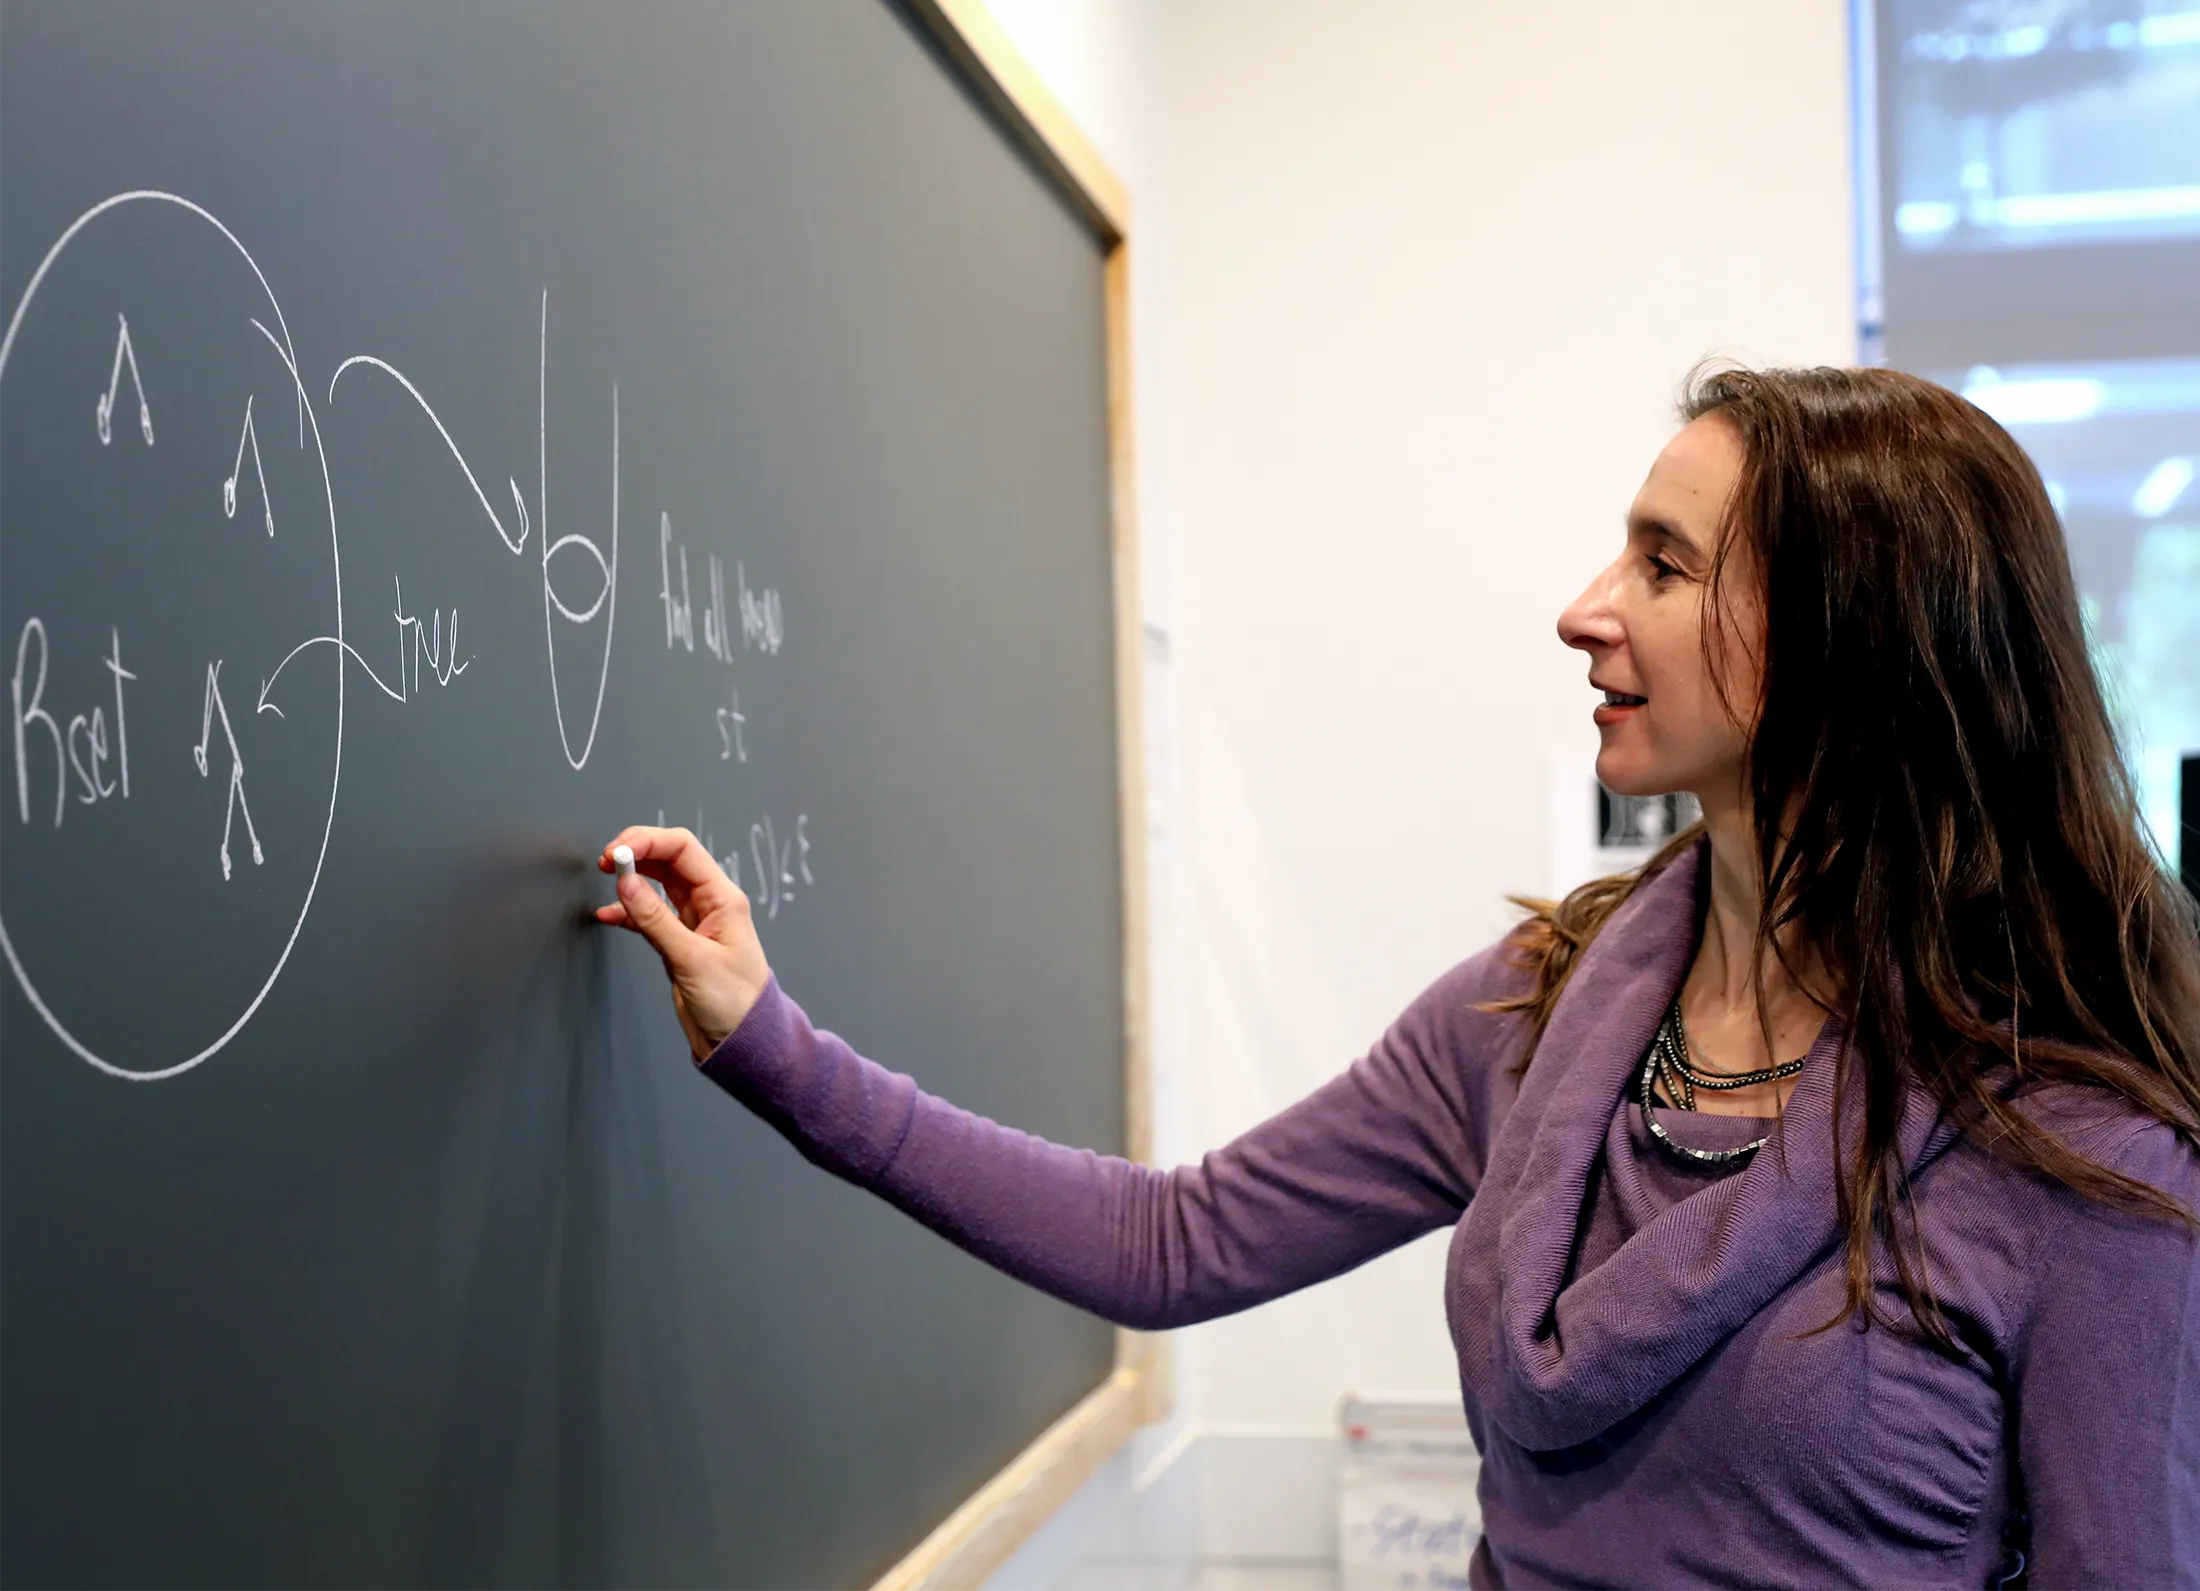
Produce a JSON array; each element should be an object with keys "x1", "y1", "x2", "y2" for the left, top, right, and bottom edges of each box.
[
  {"x1": 597, "y1": 824, "x2": 773, "y2": 1061},
  {"x1": 635, "y1": 861, "x2": 696, "y2": 919},
  {"x1": 602, "y1": 826, "x2": 743, "y2": 919},
  {"x1": 601, "y1": 851, "x2": 736, "y2": 950},
  {"x1": 604, "y1": 826, "x2": 726, "y2": 890},
  {"x1": 609, "y1": 869, "x2": 698, "y2": 965}
]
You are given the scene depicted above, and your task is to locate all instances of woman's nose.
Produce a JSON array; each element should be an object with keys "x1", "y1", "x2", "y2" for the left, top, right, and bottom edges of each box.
[{"x1": 1558, "y1": 568, "x2": 1624, "y2": 653}]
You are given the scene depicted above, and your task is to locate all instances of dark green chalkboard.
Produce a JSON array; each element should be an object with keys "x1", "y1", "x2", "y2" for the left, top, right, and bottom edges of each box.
[{"x1": 0, "y1": 3, "x2": 1128, "y2": 1585}]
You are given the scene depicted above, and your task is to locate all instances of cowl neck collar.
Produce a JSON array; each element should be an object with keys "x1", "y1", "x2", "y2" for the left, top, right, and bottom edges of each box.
[{"x1": 1448, "y1": 839, "x2": 1961, "y2": 1452}]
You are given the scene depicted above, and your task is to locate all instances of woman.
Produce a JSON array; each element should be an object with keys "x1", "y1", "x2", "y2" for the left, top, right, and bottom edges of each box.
[{"x1": 597, "y1": 366, "x2": 2200, "y2": 1588}]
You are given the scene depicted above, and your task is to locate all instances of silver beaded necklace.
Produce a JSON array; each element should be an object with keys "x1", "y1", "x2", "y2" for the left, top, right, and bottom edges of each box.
[{"x1": 1639, "y1": 1000, "x2": 1806, "y2": 1165}]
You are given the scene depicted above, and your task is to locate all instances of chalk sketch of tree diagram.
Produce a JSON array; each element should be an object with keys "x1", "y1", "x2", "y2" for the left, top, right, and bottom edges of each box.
[{"x1": 0, "y1": 192, "x2": 343, "y2": 1080}]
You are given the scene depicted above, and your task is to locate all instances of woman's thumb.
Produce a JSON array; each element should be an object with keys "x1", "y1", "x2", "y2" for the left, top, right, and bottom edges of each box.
[{"x1": 616, "y1": 872, "x2": 692, "y2": 966}]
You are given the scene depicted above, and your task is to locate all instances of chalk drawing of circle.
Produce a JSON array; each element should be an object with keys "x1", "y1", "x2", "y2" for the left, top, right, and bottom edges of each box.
[{"x1": 0, "y1": 191, "x2": 343, "y2": 1081}]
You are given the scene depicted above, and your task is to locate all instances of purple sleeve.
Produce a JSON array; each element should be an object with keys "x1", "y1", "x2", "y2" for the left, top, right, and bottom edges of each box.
[
  {"x1": 694, "y1": 949, "x2": 1520, "y2": 1330},
  {"x1": 2013, "y1": 1122, "x2": 2200, "y2": 1587}
]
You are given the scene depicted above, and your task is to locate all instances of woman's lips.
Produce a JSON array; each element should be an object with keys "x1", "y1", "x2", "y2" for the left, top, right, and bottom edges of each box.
[{"x1": 1593, "y1": 692, "x2": 1645, "y2": 727}]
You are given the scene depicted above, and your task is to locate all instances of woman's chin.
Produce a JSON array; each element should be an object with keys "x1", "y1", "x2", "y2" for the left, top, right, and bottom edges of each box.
[{"x1": 1592, "y1": 753, "x2": 1671, "y2": 800}]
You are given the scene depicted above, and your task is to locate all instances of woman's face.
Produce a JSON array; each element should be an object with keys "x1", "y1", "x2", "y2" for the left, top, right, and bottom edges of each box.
[{"x1": 1557, "y1": 415, "x2": 1761, "y2": 805}]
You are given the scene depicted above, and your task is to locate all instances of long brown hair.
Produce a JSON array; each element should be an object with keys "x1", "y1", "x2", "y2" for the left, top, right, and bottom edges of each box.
[{"x1": 1494, "y1": 364, "x2": 2200, "y2": 1351}]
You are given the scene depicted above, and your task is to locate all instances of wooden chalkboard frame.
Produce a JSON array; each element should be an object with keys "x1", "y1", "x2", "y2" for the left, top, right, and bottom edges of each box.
[{"x1": 873, "y1": 5, "x2": 1164, "y2": 1588}]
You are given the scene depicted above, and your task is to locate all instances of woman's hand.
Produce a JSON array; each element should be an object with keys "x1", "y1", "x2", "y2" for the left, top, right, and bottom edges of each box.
[{"x1": 594, "y1": 826, "x2": 772, "y2": 1061}]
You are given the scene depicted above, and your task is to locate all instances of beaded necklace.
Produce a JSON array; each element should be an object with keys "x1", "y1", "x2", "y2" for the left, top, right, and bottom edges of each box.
[{"x1": 1639, "y1": 1000, "x2": 1806, "y2": 1165}]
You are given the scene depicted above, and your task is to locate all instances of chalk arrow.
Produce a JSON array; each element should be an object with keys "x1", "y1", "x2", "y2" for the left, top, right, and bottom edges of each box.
[
  {"x1": 258, "y1": 634, "x2": 405, "y2": 718},
  {"x1": 328, "y1": 355, "x2": 529, "y2": 554}
]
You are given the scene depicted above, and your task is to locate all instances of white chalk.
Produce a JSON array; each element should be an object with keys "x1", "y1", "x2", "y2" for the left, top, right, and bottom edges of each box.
[{"x1": 613, "y1": 844, "x2": 635, "y2": 880}]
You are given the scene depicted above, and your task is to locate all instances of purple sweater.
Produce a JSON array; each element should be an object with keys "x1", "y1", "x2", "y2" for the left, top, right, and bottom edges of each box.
[{"x1": 699, "y1": 844, "x2": 2200, "y2": 1588}]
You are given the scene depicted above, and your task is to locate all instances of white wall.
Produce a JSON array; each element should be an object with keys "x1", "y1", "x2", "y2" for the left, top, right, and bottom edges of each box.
[{"x1": 989, "y1": 0, "x2": 1857, "y2": 1438}]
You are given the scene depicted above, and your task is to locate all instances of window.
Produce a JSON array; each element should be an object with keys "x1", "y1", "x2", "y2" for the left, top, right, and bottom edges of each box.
[{"x1": 1862, "y1": 0, "x2": 2200, "y2": 861}]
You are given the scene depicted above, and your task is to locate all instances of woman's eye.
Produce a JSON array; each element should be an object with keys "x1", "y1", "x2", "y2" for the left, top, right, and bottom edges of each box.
[{"x1": 1645, "y1": 554, "x2": 1680, "y2": 582}]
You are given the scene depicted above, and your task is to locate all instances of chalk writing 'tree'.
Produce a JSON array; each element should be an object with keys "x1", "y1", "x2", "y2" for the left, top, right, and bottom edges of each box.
[
  {"x1": 257, "y1": 573, "x2": 469, "y2": 717},
  {"x1": 391, "y1": 576, "x2": 471, "y2": 698}
]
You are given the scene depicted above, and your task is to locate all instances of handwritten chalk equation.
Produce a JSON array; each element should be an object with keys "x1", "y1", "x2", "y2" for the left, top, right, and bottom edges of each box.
[
  {"x1": 661, "y1": 807, "x2": 817, "y2": 922},
  {"x1": 660, "y1": 512, "x2": 787, "y2": 765},
  {"x1": 659, "y1": 513, "x2": 782, "y2": 662}
]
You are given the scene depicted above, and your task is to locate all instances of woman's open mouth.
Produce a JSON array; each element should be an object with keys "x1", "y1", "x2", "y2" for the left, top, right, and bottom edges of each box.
[{"x1": 1593, "y1": 689, "x2": 1646, "y2": 726}]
